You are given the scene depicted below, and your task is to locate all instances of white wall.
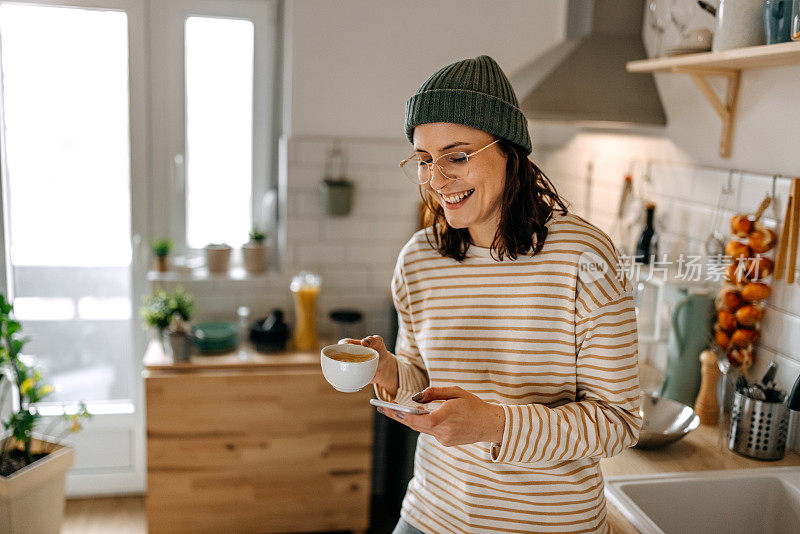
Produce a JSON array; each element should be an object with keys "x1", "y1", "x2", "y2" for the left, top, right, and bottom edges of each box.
[{"x1": 286, "y1": 0, "x2": 566, "y2": 138}]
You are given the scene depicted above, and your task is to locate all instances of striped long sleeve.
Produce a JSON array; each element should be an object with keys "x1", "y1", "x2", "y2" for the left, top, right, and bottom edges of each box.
[
  {"x1": 374, "y1": 256, "x2": 429, "y2": 404},
  {"x1": 381, "y1": 213, "x2": 642, "y2": 534},
  {"x1": 490, "y1": 255, "x2": 642, "y2": 463}
]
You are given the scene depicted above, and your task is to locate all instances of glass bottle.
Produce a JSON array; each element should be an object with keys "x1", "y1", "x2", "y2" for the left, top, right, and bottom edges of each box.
[
  {"x1": 635, "y1": 203, "x2": 658, "y2": 264},
  {"x1": 236, "y1": 305, "x2": 251, "y2": 360},
  {"x1": 792, "y1": 0, "x2": 800, "y2": 40},
  {"x1": 290, "y1": 271, "x2": 322, "y2": 351}
]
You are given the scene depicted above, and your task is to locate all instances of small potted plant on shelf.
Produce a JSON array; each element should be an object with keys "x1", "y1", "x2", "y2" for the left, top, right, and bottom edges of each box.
[
  {"x1": 242, "y1": 226, "x2": 269, "y2": 274},
  {"x1": 139, "y1": 287, "x2": 195, "y2": 354},
  {"x1": 151, "y1": 239, "x2": 173, "y2": 273},
  {"x1": 0, "y1": 293, "x2": 91, "y2": 534},
  {"x1": 319, "y1": 177, "x2": 355, "y2": 216},
  {"x1": 204, "y1": 243, "x2": 232, "y2": 274}
]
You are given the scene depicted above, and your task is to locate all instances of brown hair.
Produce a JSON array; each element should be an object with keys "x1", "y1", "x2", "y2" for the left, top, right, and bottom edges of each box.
[{"x1": 420, "y1": 139, "x2": 568, "y2": 262}]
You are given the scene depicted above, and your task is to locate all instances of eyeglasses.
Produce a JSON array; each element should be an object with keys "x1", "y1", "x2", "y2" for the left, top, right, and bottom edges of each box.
[{"x1": 398, "y1": 139, "x2": 499, "y2": 185}]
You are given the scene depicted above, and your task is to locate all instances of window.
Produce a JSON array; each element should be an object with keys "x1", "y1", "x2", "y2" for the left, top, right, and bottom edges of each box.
[
  {"x1": 0, "y1": 0, "x2": 280, "y2": 495},
  {"x1": 185, "y1": 16, "x2": 255, "y2": 248},
  {"x1": 0, "y1": 3, "x2": 134, "y2": 403},
  {"x1": 149, "y1": 0, "x2": 278, "y2": 256}
]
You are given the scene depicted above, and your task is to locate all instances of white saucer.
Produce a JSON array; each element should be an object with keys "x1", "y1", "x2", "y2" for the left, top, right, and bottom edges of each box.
[{"x1": 331, "y1": 385, "x2": 364, "y2": 393}]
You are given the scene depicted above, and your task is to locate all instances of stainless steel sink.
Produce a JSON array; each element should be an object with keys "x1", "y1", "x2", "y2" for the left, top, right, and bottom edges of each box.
[{"x1": 604, "y1": 467, "x2": 800, "y2": 534}]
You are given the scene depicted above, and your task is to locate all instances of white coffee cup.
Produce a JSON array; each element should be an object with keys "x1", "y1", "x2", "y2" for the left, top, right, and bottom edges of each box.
[{"x1": 320, "y1": 343, "x2": 379, "y2": 392}]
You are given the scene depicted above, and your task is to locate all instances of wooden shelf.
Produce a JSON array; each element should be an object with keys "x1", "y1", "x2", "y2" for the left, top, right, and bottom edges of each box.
[
  {"x1": 627, "y1": 41, "x2": 800, "y2": 73},
  {"x1": 146, "y1": 266, "x2": 277, "y2": 284},
  {"x1": 626, "y1": 41, "x2": 800, "y2": 158}
]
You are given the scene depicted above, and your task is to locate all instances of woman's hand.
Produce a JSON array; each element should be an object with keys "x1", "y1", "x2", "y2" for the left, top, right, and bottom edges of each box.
[
  {"x1": 376, "y1": 386, "x2": 506, "y2": 447},
  {"x1": 338, "y1": 335, "x2": 399, "y2": 395}
]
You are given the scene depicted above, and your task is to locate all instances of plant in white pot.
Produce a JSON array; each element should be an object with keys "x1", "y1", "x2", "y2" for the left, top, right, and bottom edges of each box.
[
  {"x1": 0, "y1": 293, "x2": 91, "y2": 534},
  {"x1": 242, "y1": 226, "x2": 269, "y2": 274},
  {"x1": 204, "y1": 242, "x2": 232, "y2": 274},
  {"x1": 139, "y1": 286, "x2": 195, "y2": 355}
]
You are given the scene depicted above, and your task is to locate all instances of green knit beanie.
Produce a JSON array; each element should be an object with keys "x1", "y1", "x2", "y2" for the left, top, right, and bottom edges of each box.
[{"x1": 404, "y1": 55, "x2": 532, "y2": 154}]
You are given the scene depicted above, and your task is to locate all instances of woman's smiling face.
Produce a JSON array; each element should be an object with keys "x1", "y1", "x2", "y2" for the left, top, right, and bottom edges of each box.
[{"x1": 413, "y1": 123, "x2": 508, "y2": 246}]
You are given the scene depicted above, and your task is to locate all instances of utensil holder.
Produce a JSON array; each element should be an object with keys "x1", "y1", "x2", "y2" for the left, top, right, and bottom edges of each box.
[{"x1": 727, "y1": 391, "x2": 790, "y2": 460}]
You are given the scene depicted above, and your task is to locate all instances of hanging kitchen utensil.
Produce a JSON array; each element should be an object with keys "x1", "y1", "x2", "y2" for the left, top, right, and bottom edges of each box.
[
  {"x1": 788, "y1": 178, "x2": 800, "y2": 284},
  {"x1": 760, "y1": 361, "x2": 778, "y2": 387},
  {"x1": 698, "y1": 0, "x2": 717, "y2": 17},
  {"x1": 617, "y1": 171, "x2": 634, "y2": 220},
  {"x1": 752, "y1": 195, "x2": 772, "y2": 223},
  {"x1": 709, "y1": 331, "x2": 741, "y2": 449},
  {"x1": 613, "y1": 166, "x2": 635, "y2": 255},
  {"x1": 705, "y1": 171, "x2": 735, "y2": 258},
  {"x1": 774, "y1": 181, "x2": 794, "y2": 280}
]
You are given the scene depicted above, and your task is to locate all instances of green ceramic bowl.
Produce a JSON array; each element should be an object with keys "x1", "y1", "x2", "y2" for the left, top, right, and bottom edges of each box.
[{"x1": 192, "y1": 321, "x2": 238, "y2": 354}]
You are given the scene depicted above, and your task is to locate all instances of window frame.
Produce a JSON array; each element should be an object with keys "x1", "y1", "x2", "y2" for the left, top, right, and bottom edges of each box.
[
  {"x1": 148, "y1": 0, "x2": 279, "y2": 260},
  {"x1": 0, "y1": 0, "x2": 151, "y2": 495}
]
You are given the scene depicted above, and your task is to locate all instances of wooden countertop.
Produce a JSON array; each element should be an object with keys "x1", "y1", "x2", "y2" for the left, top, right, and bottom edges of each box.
[{"x1": 142, "y1": 339, "x2": 337, "y2": 372}]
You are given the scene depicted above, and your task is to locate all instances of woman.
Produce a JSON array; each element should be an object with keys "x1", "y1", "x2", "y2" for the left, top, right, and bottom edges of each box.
[{"x1": 342, "y1": 55, "x2": 641, "y2": 534}]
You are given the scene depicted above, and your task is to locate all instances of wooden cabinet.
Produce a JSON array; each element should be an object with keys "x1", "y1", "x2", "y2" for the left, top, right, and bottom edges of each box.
[{"x1": 143, "y1": 341, "x2": 373, "y2": 533}]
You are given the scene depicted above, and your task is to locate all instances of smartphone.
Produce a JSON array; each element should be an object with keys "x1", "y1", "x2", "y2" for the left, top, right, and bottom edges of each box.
[{"x1": 370, "y1": 398, "x2": 430, "y2": 415}]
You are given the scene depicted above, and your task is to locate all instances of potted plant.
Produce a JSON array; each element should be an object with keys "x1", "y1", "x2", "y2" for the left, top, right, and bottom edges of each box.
[
  {"x1": 151, "y1": 239, "x2": 173, "y2": 273},
  {"x1": 166, "y1": 314, "x2": 193, "y2": 362},
  {"x1": 139, "y1": 287, "x2": 195, "y2": 353},
  {"x1": 319, "y1": 140, "x2": 355, "y2": 216},
  {"x1": 204, "y1": 243, "x2": 232, "y2": 274},
  {"x1": 242, "y1": 226, "x2": 269, "y2": 274},
  {"x1": 0, "y1": 293, "x2": 91, "y2": 534}
]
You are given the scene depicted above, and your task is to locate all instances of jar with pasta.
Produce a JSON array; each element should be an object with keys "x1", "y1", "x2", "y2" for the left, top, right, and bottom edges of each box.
[{"x1": 290, "y1": 270, "x2": 322, "y2": 351}]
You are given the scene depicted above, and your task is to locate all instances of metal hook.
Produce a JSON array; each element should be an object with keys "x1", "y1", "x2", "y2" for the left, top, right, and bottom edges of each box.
[{"x1": 644, "y1": 160, "x2": 653, "y2": 183}]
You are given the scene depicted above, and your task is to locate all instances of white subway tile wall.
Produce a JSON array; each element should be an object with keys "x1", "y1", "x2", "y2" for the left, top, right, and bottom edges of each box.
[
  {"x1": 155, "y1": 136, "x2": 419, "y2": 344},
  {"x1": 533, "y1": 135, "x2": 800, "y2": 401}
]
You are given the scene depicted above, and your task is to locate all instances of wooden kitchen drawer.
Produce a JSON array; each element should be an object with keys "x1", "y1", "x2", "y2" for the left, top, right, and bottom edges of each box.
[{"x1": 144, "y1": 357, "x2": 373, "y2": 534}]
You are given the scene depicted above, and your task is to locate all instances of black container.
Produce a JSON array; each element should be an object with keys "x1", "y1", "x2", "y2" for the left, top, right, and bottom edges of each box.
[{"x1": 249, "y1": 309, "x2": 290, "y2": 353}]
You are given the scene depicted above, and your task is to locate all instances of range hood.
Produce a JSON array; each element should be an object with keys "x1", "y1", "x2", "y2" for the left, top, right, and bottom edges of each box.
[{"x1": 513, "y1": 0, "x2": 666, "y2": 127}]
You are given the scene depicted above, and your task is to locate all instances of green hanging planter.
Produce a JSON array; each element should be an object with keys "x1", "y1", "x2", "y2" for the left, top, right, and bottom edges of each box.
[{"x1": 319, "y1": 178, "x2": 355, "y2": 216}]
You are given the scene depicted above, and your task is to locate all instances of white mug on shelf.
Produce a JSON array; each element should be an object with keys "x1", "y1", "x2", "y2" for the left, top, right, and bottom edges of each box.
[{"x1": 713, "y1": 0, "x2": 766, "y2": 51}]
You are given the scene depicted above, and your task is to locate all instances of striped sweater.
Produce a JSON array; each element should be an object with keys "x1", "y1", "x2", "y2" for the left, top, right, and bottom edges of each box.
[{"x1": 374, "y1": 212, "x2": 642, "y2": 534}]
